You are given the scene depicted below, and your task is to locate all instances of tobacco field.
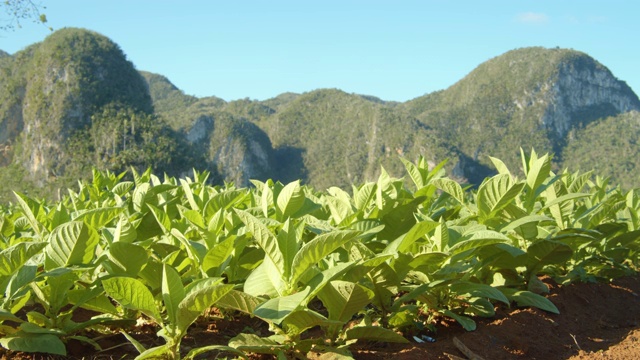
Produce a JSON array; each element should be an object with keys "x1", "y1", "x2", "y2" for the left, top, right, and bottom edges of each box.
[{"x1": 0, "y1": 150, "x2": 638, "y2": 359}]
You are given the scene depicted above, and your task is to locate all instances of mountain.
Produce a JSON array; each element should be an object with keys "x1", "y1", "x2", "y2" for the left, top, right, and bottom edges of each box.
[
  {"x1": 2, "y1": 29, "x2": 640, "y2": 201},
  {"x1": 0, "y1": 28, "x2": 198, "y2": 201},
  {"x1": 403, "y1": 47, "x2": 640, "y2": 177}
]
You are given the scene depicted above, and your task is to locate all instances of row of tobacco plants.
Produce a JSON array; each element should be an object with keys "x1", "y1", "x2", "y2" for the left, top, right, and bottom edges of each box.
[{"x1": 0, "y1": 150, "x2": 638, "y2": 359}]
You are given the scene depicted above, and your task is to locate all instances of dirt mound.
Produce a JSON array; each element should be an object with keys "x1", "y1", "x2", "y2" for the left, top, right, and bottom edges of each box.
[{"x1": 352, "y1": 275, "x2": 640, "y2": 359}]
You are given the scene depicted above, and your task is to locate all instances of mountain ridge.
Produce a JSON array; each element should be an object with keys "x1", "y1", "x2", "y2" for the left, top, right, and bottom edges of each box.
[{"x1": 1, "y1": 28, "x2": 639, "y2": 201}]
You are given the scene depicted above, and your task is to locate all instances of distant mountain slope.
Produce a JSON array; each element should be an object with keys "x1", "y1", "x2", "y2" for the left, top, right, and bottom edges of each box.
[
  {"x1": 2, "y1": 29, "x2": 640, "y2": 199},
  {"x1": 562, "y1": 110, "x2": 640, "y2": 189},
  {"x1": 403, "y1": 47, "x2": 640, "y2": 174}
]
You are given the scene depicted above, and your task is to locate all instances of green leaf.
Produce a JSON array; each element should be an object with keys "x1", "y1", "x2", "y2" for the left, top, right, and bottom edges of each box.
[
  {"x1": 201, "y1": 235, "x2": 236, "y2": 275},
  {"x1": 253, "y1": 287, "x2": 311, "y2": 324},
  {"x1": 217, "y1": 290, "x2": 263, "y2": 315},
  {"x1": 449, "y1": 230, "x2": 511, "y2": 254},
  {"x1": 0, "y1": 333, "x2": 66, "y2": 355},
  {"x1": 229, "y1": 333, "x2": 286, "y2": 354},
  {"x1": 290, "y1": 230, "x2": 360, "y2": 285},
  {"x1": 102, "y1": 277, "x2": 161, "y2": 323},
  {"x1": 162, "y1": 264, "x2": 185, "y2": 328},
  {"x1": 184, "y1": 345, "x2": 248, "y2": 360},
  {"x1": 449, "y1": 282, "x2": 509, "y2": 305},
  {"x1": 276, "y1": 219, "x2": 299, "y2": 280},
  {"x1": 74, "y1": 207, "x2": 123, "y2": 229},
  {"x1": 400, "y1": 157, "x2": 426, "y2": 189},
  {"x1": 45, "y1": 221, "x2": 99, "y2": 268},
  {"x1": 489, "y1": 156, "x2": 512, "y2": 176},
  {"x1": 344, "y1": 326, "x2": 409, "y2": 343},
  {"x1": 527, "y1": 240, "x2": 573, "y2": 267},
  {"x1": 276, "y1": 180, "x2": 305, "y2": 220},
  {"x1": 113, "y1": 217, "x2": 137, "y2": 243},
  {"x1": 13, "y1": 192, "x2": 44, "y2": 238},
  {"x1": 477, "y1": 174, "x2": 525, "y2": 220},
  {"x1": 107, "y1": 242, "x2": 148, "y2": 276},
  {"x1": 500, "y1": 288, "x2": 559, "y2": 314},
  {"x1": 317, "y1": 280, "x2": 373, "y2": 323},
  {"x1": 235, "y1": 210, "x2": 285, "y2": 279},
  {"x1": 441, "y1": 309, "x2": 476, "y2": 331},
  {"x1": 432, "y1": 178, "x2": 466, "y2": 205},
  {"x1": 283, "y1": 308, "x2": 336, "y2": 336},
  {"x1": 390, "y1": 220, "x2": 439, "y2": 254},
  {"x1": 244, "y1": 259, "x2": 281, "y2": 298},
  {"x1": 0, "y1": 242, "x2": 47, "y2": 276},
  {"x1": 176, "y1": 284, "x2": 234, "y2": 333}
]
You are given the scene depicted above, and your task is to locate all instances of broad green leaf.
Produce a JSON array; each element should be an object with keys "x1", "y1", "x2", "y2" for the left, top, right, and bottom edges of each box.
[
  {"x1": 449, "y1": 282, "x2": 509, "y2": 305},
  {"x1": 102, "y1": 277, "x2": 161, "y2": 323},
  {"x1": 112, "y1": 181, "x2": 134, "y2": 196},
  {"x1": 500, "y1": 288, "x2": 559, "y2": 314},
  {"x1": 162, "y1": 264, "x2": 185, "y2": 328},
  {"x1": 524, "y1": 151, "x2": 551, "y2": 193},
  {"x1": 0, "y1": 333, "x2": 66, "y2": 355},
  {"x1": 489, "y1": 156, "x2": 511, "y2": 176},
  {"x1": 148, "y1": 204, "x2": 171, "y2": 233},
  {"x1": 107, "y1": 242, "x2": 148, "y2": 276},
  {"x1": 180, "y1": 179, "x2": 201, "y2": 211},
  {"x1": 306, "y1": 261, "x2": 357, "y2": 299},
  {"x1": 176, "y1": 284, "x2": 234, "y2": 332},
  {"x1": 345, "y1": 326, "x2": 409, "y2": 343},
  {"x1": 229, "y1": 333, "x2": 286, "y2": 354},
  {"x1": 74, "y1": 207, "x2": 123, "y2": 229},
  {"x1": 500, "y1": 215, "x2": 552, "y2": 234},
  {"x1": 290, "y1": 230, "x2": 360, "y2": 285},
  {"x1": 276, "y1": 219, "x2": 299, "y2": 280},
  {"x1": 201, "y1": 235, "x2": 236, "y2": 275},
  {"x1": 217, "y1": 290, "x2": 263, "y2": 315},
  {"x1": 527, "y1": 240, "x2": 573, "y2": 267},
  {"x1": 283, "y1": 308, "x2": 336, "y2": 337},
  {"x1": 353, "y1": 182, "x2": 377, "y2": 211},
  {"x1": 276, "y1": 180, "x2": 305, "y2": 220},
  {"x1": 0, "y1": 242, "x2": 47, "y2": 276},
  {"x1": 13, "y1": 192, "x2": 44, "y2": 237},
  {"x1": 184, "y1": 345, "x2": 248, "y2": 360},
  {"x1": 113, "y1": 217, "x2": 137, "y2": 243},
  {"x1": 432, "y1": 178, "x2": 465, "y2": 205},
  {"x1": 253, "y1": 287, "x2": 311, "y2": 324},
  {"x1": 67, "y1": 289, "x2": 118, "y2": 315},
  {"x1": 244, "y1": 260, "x2": 280, "y2": 298},
  {"x1": 317, "y1": 280, "x2": 373, "y2": 323},
  {"x1": 400, "y1": 157, "x2": 426, "y2": 189},
  {"x1": 132, "y1": 183, "x2": 151, "y2": 212},
  {"x1": 45, "y1": 221, "x2": 99, "y2": 268},
  {"x1": 182, "y1": 209, "x2": 205, "y2": 229},
  {"x1": 477, "y1": 174, "x2": 525, "y2": 220},
  {"x1": 134, "y1": 344, "x2": 173, "y2": 360},
  {"x1": 235, "y1": 210, "x2": 285, "y2": 279},
  {"x1": 449, "y1": 230, "x2": 511, "y2": 254},
  {"x1": 384, "y1": 220, "x2": 439, "y2": 254},
  {"x1": 441, "y1": 309, "x2": 476, "y2": 331}
]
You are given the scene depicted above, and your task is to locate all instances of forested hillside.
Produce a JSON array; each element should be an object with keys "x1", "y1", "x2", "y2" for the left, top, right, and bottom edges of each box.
[{"x1": 1, "y1": 28, "x2": 639, "y2": 202}]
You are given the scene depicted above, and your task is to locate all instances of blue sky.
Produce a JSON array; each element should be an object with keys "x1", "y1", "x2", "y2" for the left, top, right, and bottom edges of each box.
[{"x1": 1, "y1": 1, "x2": 638, "y2": 102}]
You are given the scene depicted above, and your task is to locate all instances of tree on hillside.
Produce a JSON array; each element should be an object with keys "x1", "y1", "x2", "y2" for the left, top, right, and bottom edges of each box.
[{"x1": 1, "y1": 0, "x2": 49, "y2": 31}]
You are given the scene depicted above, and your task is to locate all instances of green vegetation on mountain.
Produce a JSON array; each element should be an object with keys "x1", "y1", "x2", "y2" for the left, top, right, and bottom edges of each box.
[
  {"x1": 562, "y1": 110, "x2": 640, "y2": 189},
  {"x1": 2, "y1": 29, "x2": 640, "y2": 201}
]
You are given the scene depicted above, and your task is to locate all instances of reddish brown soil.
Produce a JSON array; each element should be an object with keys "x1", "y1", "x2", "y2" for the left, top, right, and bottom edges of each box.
[{"x1": 2, "y1": 274, "x2": 639, "y2": 359}]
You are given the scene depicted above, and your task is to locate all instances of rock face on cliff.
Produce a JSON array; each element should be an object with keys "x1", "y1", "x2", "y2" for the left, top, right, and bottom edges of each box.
[{"x1": 542, "y1": 55, "x2": 640, "y2": 138}]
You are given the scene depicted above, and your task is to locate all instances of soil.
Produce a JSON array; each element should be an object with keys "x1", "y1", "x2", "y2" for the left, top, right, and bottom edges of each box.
[{"x1": 2, "y1": 274, "x2": 639, "y2": 360}]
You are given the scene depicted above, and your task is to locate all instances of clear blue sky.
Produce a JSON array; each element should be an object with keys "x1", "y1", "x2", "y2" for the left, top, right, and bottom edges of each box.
[{"x1": 2, "y1": 1, "x2": 638, "y2": 102}]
